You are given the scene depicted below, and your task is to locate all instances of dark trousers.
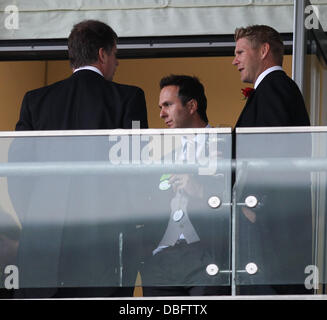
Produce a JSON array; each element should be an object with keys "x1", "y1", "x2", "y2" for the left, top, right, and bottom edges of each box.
[{"x1": 141, "y1": 240, "x2": 229, "y2": 297}]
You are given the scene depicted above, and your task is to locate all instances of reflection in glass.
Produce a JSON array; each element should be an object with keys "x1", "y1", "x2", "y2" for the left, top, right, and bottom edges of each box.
[{"x1": 0, "y1": 130, "x2": 231, "y2": 297}]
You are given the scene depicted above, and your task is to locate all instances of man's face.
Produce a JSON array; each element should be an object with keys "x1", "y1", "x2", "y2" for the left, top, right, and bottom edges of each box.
[
  {"x1": 159, "y1": 85, "x2": 192, "y2": 128},
  {"x1": 232, "y1": 37, "x2": 262, "y2": 84},
  {"x1": 102, "y1": 43, "x2": 119, "y2": 81}
]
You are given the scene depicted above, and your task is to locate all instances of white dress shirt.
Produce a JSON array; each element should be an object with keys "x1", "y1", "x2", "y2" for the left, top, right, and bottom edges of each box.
[
  {"x1": 152, "y1": 124, "x2": 211, "y2": 255},
  {"x1": 73, "y1": 65, "x2": 103, "y2": 77}
]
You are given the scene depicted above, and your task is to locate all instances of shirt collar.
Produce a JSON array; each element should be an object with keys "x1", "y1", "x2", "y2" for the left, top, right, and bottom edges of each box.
[
  {"x1": 254, "y1": 66, "x2": 283, "y2": 89},
  {"x1": 181, "y1": 123, "x2": 211, "y2": 145},
  {"x1": 73, "y1": 66, "x2": 104, "y2": 77}
]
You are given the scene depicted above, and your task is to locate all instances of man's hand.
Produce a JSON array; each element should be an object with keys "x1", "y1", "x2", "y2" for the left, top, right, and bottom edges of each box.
[
  {"x1": 241, "y1": 207, "x2": 256, "y2": 223},
  {"x1": 0, "y1": 234, "x2": 19, "y2": 274},
  {"x1": 169, "y1": 174, "x2": 204, "y2": 198}
]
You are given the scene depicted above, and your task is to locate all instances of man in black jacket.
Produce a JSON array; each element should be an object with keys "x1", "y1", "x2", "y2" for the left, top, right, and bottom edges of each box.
[
  {"x1": 232, "y1": 24, "x2": 309, "y2": 127},
  {"x1": 140, "y1": 75, "x2": 230, "y2": 296},
  {"x1": 232, "y1": 25, "x2": 312, "y2": 295},
  {"x1": 16, "y1": 19, "x2": 148, "y2": 130},
  {"x1": 8, "y1": 20, "x2": 148, "y2": 298}
]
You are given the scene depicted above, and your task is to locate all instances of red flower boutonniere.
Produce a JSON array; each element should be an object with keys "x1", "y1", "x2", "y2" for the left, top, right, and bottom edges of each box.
[{"x1": 241, "y1": 87, "x2": 255, "y2": 100}]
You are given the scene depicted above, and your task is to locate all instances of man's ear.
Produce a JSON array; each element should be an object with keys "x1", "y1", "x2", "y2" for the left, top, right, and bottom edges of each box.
[
  {"x1": 187, "y1": 99, "x2": 198, "y2": 115},
  {"x1": 98, "y1": 48, "x2": 106, "y2": 64},
  {"x1": 260, "y1": 42, "x2": 270, "y2": 60}
]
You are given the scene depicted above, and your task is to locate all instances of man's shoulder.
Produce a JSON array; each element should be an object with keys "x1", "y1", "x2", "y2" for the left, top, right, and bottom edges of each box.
[
  {"x1": 263, "y1": 70, "x2": 294, "y2": 85},
  {"x1": 25, "y1": 76, "x2": 72, "y2": 98},
  {"x1": 110, "y1": 81, "x2": 144, "y2": 93},
  {"x1": 73, "y1": 71, "x2": 144, "y2": 95},
  {"x1": 258, "y1": 70, "x2": 300, "y2": 93}
]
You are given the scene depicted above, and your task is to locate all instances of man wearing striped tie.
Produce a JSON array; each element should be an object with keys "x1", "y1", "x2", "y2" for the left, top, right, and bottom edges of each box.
[{"x1": 140, "y1": 75, "x2": 229, "y2": 297}]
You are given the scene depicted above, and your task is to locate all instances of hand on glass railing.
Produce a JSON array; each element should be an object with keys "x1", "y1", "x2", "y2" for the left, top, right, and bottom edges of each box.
[
  {"x1": 0, "y1": 234, "x2": 19, "y2": 272},
  {"x1": 169, "y1": 174, "x2": 204, "y2": 198},
  {"x1": 241, "y1": 207, "x2": 256, "y2": 223}
]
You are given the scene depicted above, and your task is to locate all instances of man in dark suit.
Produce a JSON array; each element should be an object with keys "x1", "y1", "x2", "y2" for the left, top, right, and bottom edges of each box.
[
  {"x1": 16, "y1": 19, "x2": 148, "y2": 130},
  {"x1": 232, "y1": 24, "x2": 309, "y2": 127},
  {"x1": 8, "y1": 20, "x2": 148, "y2": 298},
  {"x1": 232, "y1": 25, "x2": 313, "y2": 295},
  {"x1": 140, "y1": 75, "x2": 230, "y2": 296}
]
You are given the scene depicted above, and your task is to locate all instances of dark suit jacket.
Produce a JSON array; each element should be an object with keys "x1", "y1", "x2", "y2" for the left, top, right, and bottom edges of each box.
[
  {"x1": 235, "y1": 70, "x2": 310, "y2": 127},
  {"x1": 234, "y1": 70, "x2": 312, "y2": 289},
  {"x1": 16, "y1": 69, "x2": 148, "y2": 130},
  {"x1": 8, "y1": 70, "x2": 148, "y2": 297}
]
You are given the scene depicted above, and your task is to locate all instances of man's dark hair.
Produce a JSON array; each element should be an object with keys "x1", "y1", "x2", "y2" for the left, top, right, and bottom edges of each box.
[
  {"x1": 160, "y1": 75, "x2": 208, "y2": 123},
  {"x1": 234, "y1": 25, "x2": 284, "y2": 66},
  {"x1": 68, "y1": 20, "x2": 118, "y2": 69}
]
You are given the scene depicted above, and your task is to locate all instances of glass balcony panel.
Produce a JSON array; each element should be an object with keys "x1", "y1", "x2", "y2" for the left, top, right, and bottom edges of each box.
[
  {"x1": 235, "y1": 129, "x2": 315, "y2": 290},
  {"x1": 0, "y1": 129, "x2": 231, "y2": 294}
]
